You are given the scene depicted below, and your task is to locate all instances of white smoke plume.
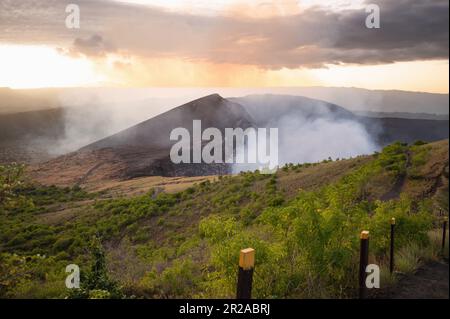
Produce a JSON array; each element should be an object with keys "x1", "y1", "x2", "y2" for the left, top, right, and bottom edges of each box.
[{"x1": 231, "y1": 95, "x2": 379, "y2": 173}]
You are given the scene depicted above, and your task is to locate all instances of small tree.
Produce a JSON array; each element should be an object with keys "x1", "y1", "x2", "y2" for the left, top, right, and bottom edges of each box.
[
  {"x1": 69, "y1": 237, "x2": 123, "y2": 299},
  {"x1": 0, "y1": 163, "x2": 25, "y2": 205}
]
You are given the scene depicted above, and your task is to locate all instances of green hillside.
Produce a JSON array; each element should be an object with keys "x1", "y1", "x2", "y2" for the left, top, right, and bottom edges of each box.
[{"x1": 0, "y1": 140, "x2": 448, "y2": 298}]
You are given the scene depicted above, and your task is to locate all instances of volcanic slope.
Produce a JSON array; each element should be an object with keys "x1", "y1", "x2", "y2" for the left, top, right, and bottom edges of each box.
[
  {"x1": 29, "y1": 94, "x2": 449, "y2": 188},
  {"x1": 30, "y1": 94, "x2": 255, "y2": 185}
]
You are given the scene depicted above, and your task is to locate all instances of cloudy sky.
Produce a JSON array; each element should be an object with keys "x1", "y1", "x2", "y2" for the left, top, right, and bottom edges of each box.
[{"x1": 0, "y1": 0, "x2": 448, "y2": 92}]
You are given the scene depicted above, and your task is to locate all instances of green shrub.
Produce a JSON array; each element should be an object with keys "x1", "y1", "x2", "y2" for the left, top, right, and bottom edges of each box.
[{"x1": 140, "y1": 259, "x2": 201, "y2": 298}]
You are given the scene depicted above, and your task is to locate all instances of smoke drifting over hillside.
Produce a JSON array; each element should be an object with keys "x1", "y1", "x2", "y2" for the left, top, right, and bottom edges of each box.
[
  {"x1": 277, "y1": 116, "x2": 376, "y2": 163},
  {"x1": 231, "y1": 95, "x2": 378, "y2": 172},
  {"x1": 37, "y1": 91, "x2": 186, "y2": 155}
]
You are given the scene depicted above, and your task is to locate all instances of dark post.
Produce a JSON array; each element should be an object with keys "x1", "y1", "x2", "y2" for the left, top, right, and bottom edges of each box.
[
  {"x1": 442, "y1": 217, "x2": 448, "y2": 252},
  {"x1": 390, "y1": 218, "x2": 395, "y2": 274},
  {"x1": 359, "y1": 231, "x2": 370, "y2": 299},
  {"x1": 236, "y1": 248, "x2": 255, "y2": 299}
]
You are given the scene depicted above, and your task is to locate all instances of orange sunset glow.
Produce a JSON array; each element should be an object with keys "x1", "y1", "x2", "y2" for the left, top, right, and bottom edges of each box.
[{"x1": 0, "y1": 0, "x2": 448, "y2": 92}]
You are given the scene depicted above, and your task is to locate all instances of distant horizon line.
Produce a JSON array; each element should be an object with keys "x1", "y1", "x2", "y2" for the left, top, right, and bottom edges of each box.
[{"x1": 1, "y1": 85, "x2": 448, "y2": 95}]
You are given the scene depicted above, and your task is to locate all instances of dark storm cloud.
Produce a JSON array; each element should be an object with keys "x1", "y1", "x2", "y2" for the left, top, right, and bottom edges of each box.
[
  {"x1": 329, "y1": 0, "x2": 449, "y2": 64},
  {"x1": 0, "y1": 0, "x2": 448, "y2": 68}
]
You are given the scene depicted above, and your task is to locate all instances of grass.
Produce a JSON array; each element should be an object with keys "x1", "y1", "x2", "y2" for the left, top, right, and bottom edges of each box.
[
  {"x1": 376, "y1": 227, "x2": 448, "y2": 293},
  {"x1": 0, "y1": 140, "x2": 448, "y2": 299},
  {"x1": 396, "y1": 243, "x2": 424, "y2": 274},
  {"x1": 428, "y1": 227, "x2": 449, "y2": 260}
]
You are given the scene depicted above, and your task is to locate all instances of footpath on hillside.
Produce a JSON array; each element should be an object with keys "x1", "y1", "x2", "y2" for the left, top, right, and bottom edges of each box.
[{"x1": 379, "y1": 261, "x2": 449, "y2": 299}]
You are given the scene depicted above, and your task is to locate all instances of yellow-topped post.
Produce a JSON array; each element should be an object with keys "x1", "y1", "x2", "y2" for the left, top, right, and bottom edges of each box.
[
  {"x1": 239, "y1": 248, "x2": 255, "y2": 270},
  {"x1": 236, "y1": 248, "x2": 255, "y2": 299},
  {"x1": 360, "y1": 230, "x2": 370, "y2": 240}
]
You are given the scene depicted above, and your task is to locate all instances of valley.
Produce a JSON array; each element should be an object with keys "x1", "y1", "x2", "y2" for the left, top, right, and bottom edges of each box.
[
  {"x1": 0, "y1": 138, "x2": 448, "y2": 298},
  {"x1": 0, "y1": 91, "x2": 448, "y2": 299},
  {"x1": 1, "y1": 0, "x2": 448, "y2": 304}
]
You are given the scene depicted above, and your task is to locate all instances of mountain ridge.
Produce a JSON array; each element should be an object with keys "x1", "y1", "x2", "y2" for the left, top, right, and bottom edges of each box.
[{"x1": 27, "y1": 94, "x2": 449, "y2": 187}]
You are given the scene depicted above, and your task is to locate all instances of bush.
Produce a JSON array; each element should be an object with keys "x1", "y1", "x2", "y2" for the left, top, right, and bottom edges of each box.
[
  {"x1": 377, "y1": 142, "x2": 408, "y2": 176},
  {"x1": 0, "y1": 163, "x2": 25, "y2": 206},
  {"x1": 53, "y1": 237, "x2": 74, "y2": 252},
  {"x1": 140, "y1": 259, "x2": 201, "y2": 298},
  {"x1": 413, "y1": 140, "x2": 427, "y2": 146}
]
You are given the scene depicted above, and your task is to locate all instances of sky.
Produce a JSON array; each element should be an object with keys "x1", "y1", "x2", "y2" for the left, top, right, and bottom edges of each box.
[{"x1": 0, "y1": 0, "x2": 448, "y2": 92}]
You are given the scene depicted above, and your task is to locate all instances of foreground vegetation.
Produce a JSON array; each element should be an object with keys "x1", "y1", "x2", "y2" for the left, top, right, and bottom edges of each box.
[{"x1": 0, "y1": 141, "x2": 448, "y2": 298}]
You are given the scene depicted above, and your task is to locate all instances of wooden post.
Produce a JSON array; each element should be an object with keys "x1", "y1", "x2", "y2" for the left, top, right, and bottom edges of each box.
[
  {"x1": 236, "y1": 248, "x2": 255, "y2": 299},
  {"x1": 390, "y1": 218, "x2": 395, "y2": 274},
  {"x1": 359, "y1": 231, "x2": 370, "y2": 299},
  {"x1": 442, "y1": 217, "x2": 448, "y2": 252}
]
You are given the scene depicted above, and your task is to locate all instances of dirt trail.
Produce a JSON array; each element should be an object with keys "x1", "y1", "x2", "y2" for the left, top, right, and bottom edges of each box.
[
  {"x1": 75, "y1": 162, "x2": 105, "y2": 187},
  {"x1": 382, "y1": 261, "x2": 449, "y2": 299}
]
